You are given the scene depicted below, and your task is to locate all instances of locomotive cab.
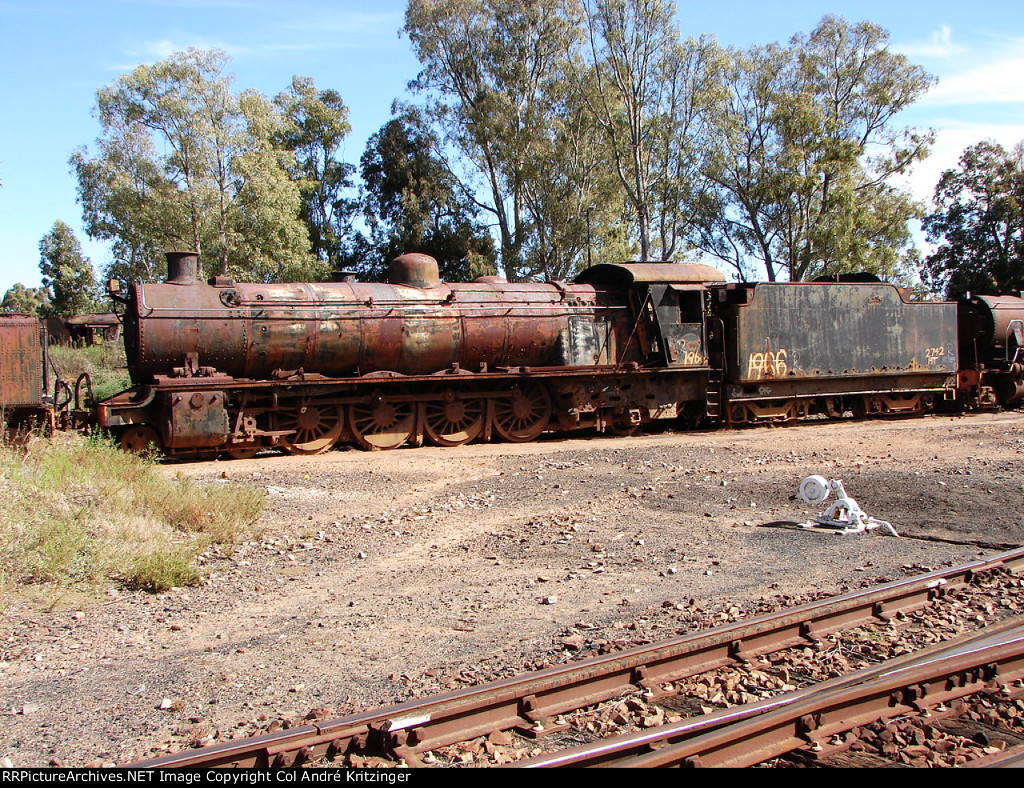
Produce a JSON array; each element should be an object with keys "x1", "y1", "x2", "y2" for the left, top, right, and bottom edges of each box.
[
  {"x1": 644, "y1": 284, "x2": 710, "y2": 368},
  {"x1": 573, "y1": 262, "x2": 722, "y2": 369}
]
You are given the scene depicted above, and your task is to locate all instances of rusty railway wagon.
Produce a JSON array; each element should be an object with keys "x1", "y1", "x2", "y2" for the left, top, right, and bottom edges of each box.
[
  {"x1": 0, "y1": 314, "x2": 58, "y2": 433},
  {"x1": 76, "y1": 251, "x2": 1022, "y2": 459}
]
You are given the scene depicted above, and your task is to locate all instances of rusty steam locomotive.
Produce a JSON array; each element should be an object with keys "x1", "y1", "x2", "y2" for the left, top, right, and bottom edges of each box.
[{"x1": 3, "y1": 250, "x2": 1022, "y2": 458}]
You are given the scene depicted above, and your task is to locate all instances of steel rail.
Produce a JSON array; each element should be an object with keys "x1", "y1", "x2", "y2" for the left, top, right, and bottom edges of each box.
[
  {"x1": 517, "y1": 616, "x2": 1024, "y2": 767},
  {"x1": 963, "y1": 744, "x2": 1024, "y2": 768},
  {"x1": 125, "y1": 548, "x2": 1024, "y2": 768},
  {"x1": 618, "y1": 622, "x2": 1024, "y2": 768}
]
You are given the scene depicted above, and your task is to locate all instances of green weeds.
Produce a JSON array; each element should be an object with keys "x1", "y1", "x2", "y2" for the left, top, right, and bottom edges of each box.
[
  {"x1": 48, "y1": 342, "x2": 132, "y2": 402},
  {"x1": 0, "y1": 431, "x2": 264, "y2": 603}
]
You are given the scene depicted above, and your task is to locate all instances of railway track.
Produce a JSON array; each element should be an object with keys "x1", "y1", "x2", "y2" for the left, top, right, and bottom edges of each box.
[
  {"x1": 520, "y1": 619, "x2": 1024, "y2": 767},
  {"x1": 126, "y1": 547, "x2": 1024, "y2": 769}
]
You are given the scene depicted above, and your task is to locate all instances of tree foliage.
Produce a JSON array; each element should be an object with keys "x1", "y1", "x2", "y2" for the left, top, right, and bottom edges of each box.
[
  {"x1": 580, "y1": 0, "x2": 722, "y2": 262},
  {"x1": 1, "y1": 283, "x2": 50, "y2": 316},
  {"x1": 71, "y1": 48, "x2": 321, "y2": 284},
  {"x1": 37, "y1": 221, "x2": 100, "y2": 317},
  {"x1": 67, "y1": 13, "x2": 937, "y2": 288},
  {"x1": 405, "y1": 0, "x2": 606, "y2": 281},
  {"x1": 274, "y1": 77, "x2": 356, "y2": 266},
  {"x1": 348, "y1": 108, "x2": 496, "y2": 281},
  {"x1": 404, "y1": 5, "x2": 931, "y2": 282},
  {"x1": 697, "y1": 16, "x2": 933, "y2": 281},
  {"x1": 922, "y1": 140, "x2": 1024, "y2": 298}
]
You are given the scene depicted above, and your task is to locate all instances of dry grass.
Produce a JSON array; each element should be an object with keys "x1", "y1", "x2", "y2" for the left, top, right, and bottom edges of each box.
[
  {"x1": 48, "y1": 342, "x2": 132, "y2": 402},
  {"x1": 0, "y1": 430, "x2": 264, "y2": 602}
]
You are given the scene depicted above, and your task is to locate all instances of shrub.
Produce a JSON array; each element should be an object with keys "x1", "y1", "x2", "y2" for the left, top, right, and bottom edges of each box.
[{"x1": 0, "y1": 431, "x2": 264, "y2": 603}]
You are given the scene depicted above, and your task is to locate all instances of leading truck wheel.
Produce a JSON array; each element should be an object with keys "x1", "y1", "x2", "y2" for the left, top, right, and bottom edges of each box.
[
  {"x1": 492, "y1": 382, "x2": 551, "y2": 443},
  {"x1": 119, "y1": 425, "x2": 161, "y2": 455}
]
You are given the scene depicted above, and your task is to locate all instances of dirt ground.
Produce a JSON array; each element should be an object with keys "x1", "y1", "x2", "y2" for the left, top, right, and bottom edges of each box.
[{"x1": 2, "y1": 411, "x2": 1024, "y2": 767}]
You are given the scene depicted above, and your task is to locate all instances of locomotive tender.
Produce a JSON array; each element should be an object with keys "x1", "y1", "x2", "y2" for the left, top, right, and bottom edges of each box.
[{"x1": 75, "y1": 250, "x2": 1021, "y2": 458}]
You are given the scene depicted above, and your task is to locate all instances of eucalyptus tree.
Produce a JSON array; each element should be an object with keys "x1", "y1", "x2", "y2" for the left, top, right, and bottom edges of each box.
[
  {"x1": 405, "y1": 0, "x2": 600, "y2": 281},
  {"x1": 698, "y1": 16, "x2": 933, "y2": 281},
  {"x1": 923, "y1": 140, "x2": 1024, "y2": 297},
  {"x1": 351, "y1": 107, "x2": 496, "y2": 282},
  {"x1": 72, "y1": 48, "x2": 319, "y2": 284},
  {"x1": 579, "y1": 0, "x2": 722, "y2": 263},
  {"x1": 38, "y1": 221, "x2": 99, "y2": 317},
  {"x1": 274, "y1": 77, "x2": 356, "y2": 267},
  {"x1": 1, "y1": 283, "x2": 50, "y2": 316},
  {"x1": 518, "y1": 68, "x2": 638, "y2": 279}
]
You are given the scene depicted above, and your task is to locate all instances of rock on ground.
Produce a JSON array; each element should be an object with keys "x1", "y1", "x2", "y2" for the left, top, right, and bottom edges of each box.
[{"x1": 1, "y1": 412, "x2": 1023, "y2": 766}]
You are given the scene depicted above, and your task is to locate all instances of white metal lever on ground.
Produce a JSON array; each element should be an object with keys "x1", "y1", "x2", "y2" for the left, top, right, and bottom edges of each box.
[{"x1": 796, "y1": 475, "x2": 898, "y2": 536}]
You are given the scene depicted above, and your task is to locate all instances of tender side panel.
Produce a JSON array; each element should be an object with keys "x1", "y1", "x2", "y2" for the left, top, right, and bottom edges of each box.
[{"x1": 729, "y1": 283, "x2": 958, "y2": 384}]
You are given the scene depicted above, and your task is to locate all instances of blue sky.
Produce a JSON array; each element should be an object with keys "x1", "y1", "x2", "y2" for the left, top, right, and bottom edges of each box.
[{"x1": 2, "y1": 0, "x2": 1023, "y2": 294}]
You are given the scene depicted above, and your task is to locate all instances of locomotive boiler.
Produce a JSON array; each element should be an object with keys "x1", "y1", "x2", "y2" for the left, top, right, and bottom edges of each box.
[
  {"x1": 98, "y1": 252, "x2": 724, "y2": 456},
  {"x1": 87, "y1": 251, "x2": 1024, "y2": 459}
]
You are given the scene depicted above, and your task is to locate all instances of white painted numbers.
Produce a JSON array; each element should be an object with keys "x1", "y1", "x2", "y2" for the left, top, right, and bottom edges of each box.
[{"x1": 747, "y1": 348, "x2": 788, "y2": 379}]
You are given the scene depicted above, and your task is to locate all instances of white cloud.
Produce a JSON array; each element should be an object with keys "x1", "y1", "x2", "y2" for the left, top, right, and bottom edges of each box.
[
  {"x1": 923, "y1": 56, "x2": 1024, "y2": 106},
  {"x1": 898, "y1": 123, "x2": 1024, "y2": 206},
  {"x1": 137, "y1": 38, "x2": 237, "y2": 60},
  {"x1": 896, "y1": 24, "x2": 966, "y2": 58},
  {"x1": 105, "y1": 38, "x2": 252, "y2": 71}
]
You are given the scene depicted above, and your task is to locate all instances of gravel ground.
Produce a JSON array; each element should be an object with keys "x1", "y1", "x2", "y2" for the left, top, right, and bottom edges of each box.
[{"x1": 2, "y1": 411, "x2": 1023, "y2": 767}]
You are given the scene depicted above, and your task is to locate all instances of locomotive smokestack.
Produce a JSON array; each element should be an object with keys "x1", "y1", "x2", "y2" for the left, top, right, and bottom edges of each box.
[
  {"x1": 388, "y1": 253, "x2": 441, "y2": 289},
  {"x1": 165, "y1": 251, "x2": 200, "y2": 285}
]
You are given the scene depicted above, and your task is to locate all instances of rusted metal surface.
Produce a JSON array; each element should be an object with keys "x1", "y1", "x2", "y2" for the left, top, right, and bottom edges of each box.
[
  {"x1": 117, "y1": 252, "x2": 721, "y2": 451},
  {"x1": 721, "y1": 282, "x2": 959, "y2": 385},
  {"x1": 519, "y1": 616, "x2": 1024, "y2": 767},
  {"x1": 124, "y1": 548, "x2": 1024, "y2": 769},
  {"x1": 98, "y1": 251, "x2": 1024, "y2": 455},
  {"x1": 63, "y1": 312, "x2": 121, "y2": 344},
  {"x1": 92, "y1": 365, "x2": 707, "y2": 455},
  {"x1": 619, "y1": 622, "x2": 1024, "y2": 768},
  {"x1": 0, "y1": 315, "x2": 46, "y2": 408},
  {"x1": 389, "y1": 253, "x2": 442, "y2": 289},
  {"x1": 965, "y1": 295, "x2": 1024, "y2": 356},
  {"x1": 958, "y1": 295, "x2": 1024, "y2": 405},
  {"x1": 161, "y1": 390, "x2": 229, "y2": 449},
  {"x1": 124, "y1": 269, "x2": 636, "y2": 384},
  {"x1": 647, "y1": 284, "x2": 708, "y2": 367}
]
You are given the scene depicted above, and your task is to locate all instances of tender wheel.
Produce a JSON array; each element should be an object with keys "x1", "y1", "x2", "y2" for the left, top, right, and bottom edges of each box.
[
  {"x1": 823, "y1": 397, "x2": 845, "y2": 419},
  {"x1": 492, "y1": 382, "x2": 551, "y2": 443},
  {"x1": 275, "y1": 404, "x2": 345, "y2": 455},
  {"x1": 349, "y1": 394, "x2": 415, "y2": 450},
  {"x1": 119, "y1": 425, "x2": 161, "y2": 454},
  {"x1": 851, "y1": 396, "x2": 872, "y2": 419},
  {"x1": 424, "y1": 388, "x2": 484, "y2": 447}
]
